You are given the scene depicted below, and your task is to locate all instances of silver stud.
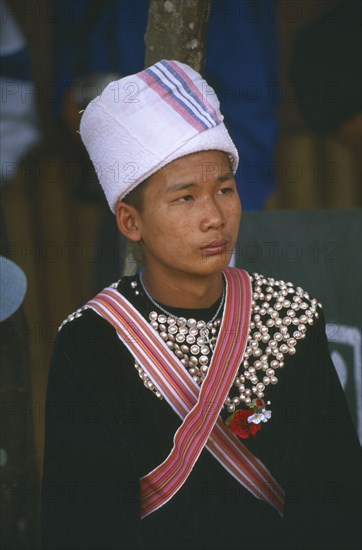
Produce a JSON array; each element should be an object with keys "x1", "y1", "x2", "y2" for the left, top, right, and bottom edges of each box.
[
  {"x1": 269, "y1": 340, "x2": 277, "y2": 348},
  {"x1": 283, "y1": 317, "x2": 291, "y2": 325}
]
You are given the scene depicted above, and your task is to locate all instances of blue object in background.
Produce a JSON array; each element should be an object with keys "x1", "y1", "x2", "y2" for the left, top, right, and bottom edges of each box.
[{"x1": 205, "y1": 0, "x2": 280, "y2": 210}]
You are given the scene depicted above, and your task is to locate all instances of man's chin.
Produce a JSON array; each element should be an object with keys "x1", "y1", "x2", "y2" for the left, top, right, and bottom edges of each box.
[{"x1": 197, "y1": 253, "x2": 232, "y2": 273}]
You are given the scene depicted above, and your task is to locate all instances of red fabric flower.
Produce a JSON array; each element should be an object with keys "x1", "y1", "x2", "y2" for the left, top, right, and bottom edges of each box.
[{"x1": 227, "y1": 409, "x2": 262, "y2": 439}]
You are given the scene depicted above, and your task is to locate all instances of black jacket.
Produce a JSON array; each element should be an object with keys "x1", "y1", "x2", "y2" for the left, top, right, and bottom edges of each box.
[{"x1": 41, "y1": 274, "x2": 361, "y2": 550}]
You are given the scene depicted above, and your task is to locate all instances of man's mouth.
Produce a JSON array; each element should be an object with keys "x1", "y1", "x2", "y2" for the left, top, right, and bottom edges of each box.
[{"x1": 200, "y1": 239, "x2": 228, "y2": 255}]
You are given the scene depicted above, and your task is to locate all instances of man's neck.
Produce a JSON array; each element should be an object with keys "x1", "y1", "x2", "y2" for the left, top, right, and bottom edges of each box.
[{"x1": 140, "y1": 269, "x2": 224, "y2": 310}]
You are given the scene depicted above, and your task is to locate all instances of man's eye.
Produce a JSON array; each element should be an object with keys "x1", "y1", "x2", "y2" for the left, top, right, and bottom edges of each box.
[
  {"x1": 176, "y1": 195, "x2": 193, "y2": 203},
  {"x1": 218, "y1": 187, "x2": 233, "y2": 195}
]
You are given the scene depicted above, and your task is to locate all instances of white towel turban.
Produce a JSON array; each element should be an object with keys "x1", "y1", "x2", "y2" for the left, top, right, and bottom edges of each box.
[{"x1": 79, "y1": 59, "x2": 239, "y2": 213}]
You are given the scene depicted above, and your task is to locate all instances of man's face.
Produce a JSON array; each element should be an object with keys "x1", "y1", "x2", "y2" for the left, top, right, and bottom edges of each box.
[{"x1": 133, "y1": 150, "x2": 241, "y2": 279}]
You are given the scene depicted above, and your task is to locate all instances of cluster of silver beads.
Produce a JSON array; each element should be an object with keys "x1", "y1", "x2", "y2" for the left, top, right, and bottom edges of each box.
[
  {"x1": 128, "y1": 274, "x2": 321, "y2": 413},
  {"x1": 148, "y1": 312, "x2": 221, "y2": 384},
  {"x1": 224, "y1": 273, "x2": 321, "y2": 413},
  {"x1": 58, "y1": 306, "x2": 87, "y2": 331},
  {"x1": 134, "y1": 311, "x2": 221, "y2": 399},
  {"x1": 58, "y1": 279, "x2": 123, "y2": 331},
  {"x1": 131, "y1": 276, "x2": 224, "y2": 396},
  {"x1": 134, "y1": 361, "x2": 164, "y2": 400}
]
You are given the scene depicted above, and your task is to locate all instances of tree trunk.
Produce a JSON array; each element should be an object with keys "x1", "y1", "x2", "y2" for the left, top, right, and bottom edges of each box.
[{"x1": 145, "y1": 0, "x2": 211, "y2": 71}]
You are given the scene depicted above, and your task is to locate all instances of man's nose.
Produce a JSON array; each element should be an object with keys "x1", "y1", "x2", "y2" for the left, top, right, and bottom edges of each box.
[{"x1": 200, "y1": 197, "x2": 225, "y2": 232}]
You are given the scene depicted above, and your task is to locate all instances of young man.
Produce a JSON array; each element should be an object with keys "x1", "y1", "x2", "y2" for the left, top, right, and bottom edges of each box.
[{"x1": 41, "y1": 60, "x2": 360, "y2": 550}]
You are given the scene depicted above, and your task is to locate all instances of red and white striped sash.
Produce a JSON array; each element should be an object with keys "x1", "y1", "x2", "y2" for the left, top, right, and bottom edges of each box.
[{"x1": 87, "y1": 268, "x2": 285, "y2": 518}]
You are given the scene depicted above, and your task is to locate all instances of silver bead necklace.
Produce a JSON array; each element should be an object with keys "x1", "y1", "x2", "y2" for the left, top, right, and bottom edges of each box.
[
  {"x1": 139, "y1": 272, "x2": 225, "y2": 352},
  {"x1": 134, "y1": 273, "x2": 225, "y2": 386}
]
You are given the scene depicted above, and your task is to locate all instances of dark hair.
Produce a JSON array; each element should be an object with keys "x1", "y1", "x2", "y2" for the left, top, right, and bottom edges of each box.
[{"x1": 121, "y1": 178, "x2": 149, "y2": 211}]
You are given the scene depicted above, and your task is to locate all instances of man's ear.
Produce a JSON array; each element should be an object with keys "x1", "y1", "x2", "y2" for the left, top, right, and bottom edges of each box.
[{"x1": 115, "y1": 202, "x2": 142, "y2": 242}]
